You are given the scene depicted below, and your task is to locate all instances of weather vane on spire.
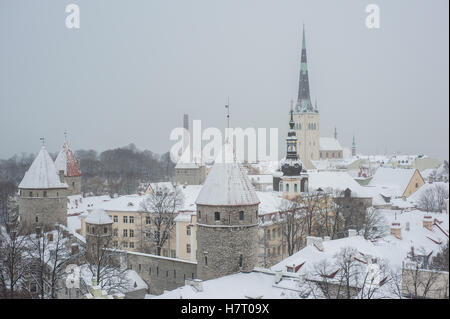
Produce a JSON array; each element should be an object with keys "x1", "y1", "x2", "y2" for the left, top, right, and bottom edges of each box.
[
  {"x1": 40, "y1": 137, "x2": 45, "y2": 146},
  {"x1": 64, "y1": 130, "x2": 68, "y2": 142}
]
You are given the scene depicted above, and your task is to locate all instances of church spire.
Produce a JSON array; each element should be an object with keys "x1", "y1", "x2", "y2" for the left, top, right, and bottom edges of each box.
[{"x1": 296, "y1": 25, "x2": 313, "y2": 113}]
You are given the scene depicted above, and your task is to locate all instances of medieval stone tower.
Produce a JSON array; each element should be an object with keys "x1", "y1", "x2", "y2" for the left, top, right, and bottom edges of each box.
[
  {"x1": 54, "y1": 141, "x2": 82, "y2": 196},
  {"x1": 280, "y1": 107, "x2": 309, "y2": 199},
  {"x1": 18, "y1": 146, "x2": 68, "y2": 233},
  {"x1": 85, "y1": 208, "x2": 113, "y2": 263},
  {"x1": 195, "y1": 142, "x2": 260, "y2": 281},
  {"x1": 292, "y1": 26, "x2": 320, "y2": 169}
]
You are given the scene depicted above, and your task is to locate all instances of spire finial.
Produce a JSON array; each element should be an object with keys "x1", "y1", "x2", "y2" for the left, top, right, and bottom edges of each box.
[
  {"x1": 225, "y1": 97, "x2": 230, "y2": 129},
  {"x1": 40, "y1": 137, "x2": 45, "y2": 147},
  {"x1": 64, "y1": 130, "x2": 68, "y2": 143}
]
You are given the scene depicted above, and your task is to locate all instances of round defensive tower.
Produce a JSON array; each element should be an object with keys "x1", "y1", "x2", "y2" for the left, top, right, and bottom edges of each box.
[
  {"x1": 85, "y1": 208, "x2": 113, "y2": 262},
  {"x1": 195, "y1": 142, "x2": 260, "y2": 281},
  {"x1": 18, "y1": 146, "x2": 68, "y2": 233}
]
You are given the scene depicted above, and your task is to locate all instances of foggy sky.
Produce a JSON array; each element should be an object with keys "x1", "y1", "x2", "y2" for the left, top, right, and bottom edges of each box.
[{"x1": 0, "y1": 0, "x2": 448, "y2": 161}]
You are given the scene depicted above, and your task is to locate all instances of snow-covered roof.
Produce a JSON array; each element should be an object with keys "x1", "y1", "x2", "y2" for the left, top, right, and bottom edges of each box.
[
  {"x1": 369, "y1": 167, "x2": 419, "y2": 197},
  {"x1": 18, "y1": 146, "x2": 68, "y2": 189},
  {"x1": 196, "y1": 142, "x2": 259, "y2": 206},
  {"x1": 308, "y1": 171, "x2": 372, "y2": 198},
  {"x1": 408, "y1": 182, "x2": 449, "y2": 206},
  {"x1": 99, "y1": 194, "x2": 146, "y2": 212},
  {"x1": 248, "y1": 174, "x2": 273, "y2": 184},
  {"x1": 54, "y1": 142, "x2": 82, "y2": 177},
  {"x1": 85, "y1": 208, "x2": 113, "y2": 225},
  {"x1": 256, "y1": 191, "x2": 291, "y2": 215},
  {"x1": 151, "y1": 269, "x2": 317, "y2": 299},
  {"x1": 67, "y1": 194, "x2": 112, "y2": 215},
  {"x1": 319, "y1": 137, "x2": 343, "y2": 151},
  {"x1": 273, "y1": 209, "x2": 449, "y2": 277}
]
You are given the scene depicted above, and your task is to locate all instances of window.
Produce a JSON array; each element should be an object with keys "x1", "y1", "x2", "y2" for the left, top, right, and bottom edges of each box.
[
  {"x1": 123, "y1": 216, "x2": 128, "y2": 223},
  {"x1": 239, "y1": 211, "x2": 244, "y2": 221},
  {"x1": 35, "y1": 216, "x2": 39, "y2": 223},
  {"x1": 130, "y1": 242, "x2": 134, "y2": 249},
  {"x1": 173, "y1": 270, "x2": 176, "y2": 278},
  {"x1": 187, "y1": 226, "x2": 191, "y2": 236},
  {"x1": 204, "y1": 256, "x2": 208, "y2": 266},
  {"x1": 163, "y1": 249, "x2": 168, "y2": 257},
  {"x1": 286, "y1": 184, "x2": 290, "y2": 192},
  {"x1": 239, "y1": 254, "x2": 243, "y2": 268},
  {"x1": 294, "y1": 183, "x2": 298, "y2": 192},
  {"x1": 113, "y1": 228, "x2": 118, "y2": 236},
  {"x1": 171, "y1": 250, "x2": 176, "y2": 258},
  {"x1": 266, "y1": 229, "x2": 271, "y2": 241},
  {"x1": 138, "y1": 264, "x2": 141, "y2": 271},
  {"x1": 103, "y1": 227, "x2": 108, "y2": 234},
  {"x1": 215, "y1": 212, "x2": 220, "y2": 221},
  {"x1": 146, "y1": 216, "x2": 151, "y2": 225},
  {"x1": 272, "y1": 229, "x2": 276, "y2": 239},
  {"x1": 123, "y1": 242, "x2": 128, "y2": 248},
  {"x1": 278, "y1": 227, "x2": 281, "y2": 238},
  {"x1": 129, "y1": 229, "x2": 134, "y2": 238},
  {"x1": 198, "y1": 211, "x2": 201, "y2": 220},
  {"x1": 113, "y1": 241, "x2": 118, "y2": 248},
  {"x1": 129, "y1": 216, "x2": 134, "y2": 224},
  {"x1": 166, "y1": 271, "x2": 169, "y2": 277},
  {"x1": 123, "y1": 229, "x2": 128, "y2": 237},
  {"x1": 29, "y1": 191, "x2": 33, "y2": 197},
  {"x1": 186, "y1": 244, "x2": 191, "y2": 253},
  {"x1": 149, "y1": 267, "x2": 152, "y2": 275},
  {"x1": 43, "y1": 191, "x2": 47, "y2": 197},
  {"x1": 113, "y1": 216, "x2": 118, "y2": 223},
  {"x1": 415, "y1": 183, "x2": 418, "y2": 188}
]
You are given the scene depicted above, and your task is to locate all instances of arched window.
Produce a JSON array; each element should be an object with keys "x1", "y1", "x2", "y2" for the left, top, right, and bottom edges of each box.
[
  {"x1": 279, "y1": 182, "x2": 283, "y2": 192},
  {"x1": 294, "y1": 183, "x2": 298, "y2": 193},
  {"x1": 286, "y1": 184, "x2": 290, "y2": 192},
  {"x1": 204, "y1": 256, "x2": 208, "y2": 266}
]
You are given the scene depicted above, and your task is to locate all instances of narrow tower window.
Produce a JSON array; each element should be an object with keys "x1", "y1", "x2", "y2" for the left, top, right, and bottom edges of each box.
[
  {"x1": 214, "y1": 212, "x2": 220, "y2": 221},
  {"x1": 239, "y1": 211, "x2": 244, "y2": 221}
]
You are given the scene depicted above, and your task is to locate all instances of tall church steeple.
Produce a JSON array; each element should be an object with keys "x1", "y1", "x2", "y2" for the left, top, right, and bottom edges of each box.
[{"x1": 296, "y1": 25, "x2": 314, "y2": 113}]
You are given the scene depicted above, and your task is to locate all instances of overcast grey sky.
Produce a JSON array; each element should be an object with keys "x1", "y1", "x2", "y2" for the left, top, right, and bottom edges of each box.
[{"x1": 0, "y1": 0, "x2": 448, "y2": 161}]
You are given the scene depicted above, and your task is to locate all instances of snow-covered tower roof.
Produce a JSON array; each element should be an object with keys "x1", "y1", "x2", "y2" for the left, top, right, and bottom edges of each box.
[
  {"x1": 18, "y1": 146, "x2": 68, "y2": 189},
  {"x1": 55, "y1": 142, "x2": 82, "y2": 177},
  {"x1": 85, "y1": 208, "x2": 113, "y2": 225},
  {"x1": 195, "y1": 142, "x2": 260, "y2": 206}
]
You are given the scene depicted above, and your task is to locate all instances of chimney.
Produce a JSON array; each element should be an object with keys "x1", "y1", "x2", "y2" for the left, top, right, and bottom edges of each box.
[
  {"x1": 390, "y1": 222, "x2": 402, "y2": 239},
  {"x1": 47, "y1": 233, "x2": 53, "y2": 242},
  {"x1": 274, "y1": 270, "x2": 282, "y2": 284},
  {"x1": 348, "y1": 229, "x2": 357, "y2": 237},
  {"x1": 71, "y1": 243, "x2": 79, "y2": 255},
  {"x1": 405, "y1": 222, "x2": 410, "y2": 231},
  {"x1": 422, "y1": 215, "x2": 433, "y2": 231},
  {"x1": 306, "y1": 236, "x2": 316, "y2": 247}
]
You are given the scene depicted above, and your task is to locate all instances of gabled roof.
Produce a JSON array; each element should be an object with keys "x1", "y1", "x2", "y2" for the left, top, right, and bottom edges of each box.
[
  {"x1": 319, "y1": 137, "x2": 343, "y2": 151},
  {"x1": 308, "y1": 171, "x2": 371, "y2": 198},
  {"x1": 85, "y1": 208, "x2": 113, "y2": 225},
  {"x1": 18, "y1": 146, "x2": 68, "y2": 189},
  {"x1": 196, "y1": 142, "x2": 260, "y2": 206},
  {"x1": 368, "y1": 167, "x2": 419, "y2": 197},
  {"x1": 55, "y1": 142, "x2": 82, "y2": 177}
]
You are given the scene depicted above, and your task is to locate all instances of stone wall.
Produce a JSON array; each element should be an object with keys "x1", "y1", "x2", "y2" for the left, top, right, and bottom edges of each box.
[
  {"x1": 175, "y1": 166, "x2": 206, "y2": 185},
  {"x1": 18, "y1": 188, "x2": 67, "y2": 233},
  {"x1": 196, "y1": 204, "x2": 259, "y2": 281},
  {"x1": 65, "y1": 176, "x2": 82, "y2": 196},
  {"x1": 119, "y1": 251, "x2": 197, "y2": 295}
]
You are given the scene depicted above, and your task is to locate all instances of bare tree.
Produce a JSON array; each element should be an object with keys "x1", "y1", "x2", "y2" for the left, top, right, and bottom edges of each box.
[
  {"x1": 0, "y1": 210, "x2": 31, "y2": 299},
  {"x1": 417, "y1": 184, "x2": 449, "y2": 212},
  {"x1": 434, "y1": 184, "x2": 449, "y2": 212},
  {"x1": 401, "y1": 263, "x2": 444, "y2": 298},
  {"x1": 84, "y1": 235, "x2": 130, "y2": 294},
  {"x1": 361, "y1": 207, "x2": 388, "y2": 240},
  {"x1": 417, "y1": 187, "x2": 436, "y2": 212},
  {"x1": 279, "y1": 200, "x2": 305, "y2": 256},
  {"x1": 431, "y1": 241, "x2": 449, "y2": 272},
  {"x1": 140, "y1": 184, "x2": 183, "y2": 255}
]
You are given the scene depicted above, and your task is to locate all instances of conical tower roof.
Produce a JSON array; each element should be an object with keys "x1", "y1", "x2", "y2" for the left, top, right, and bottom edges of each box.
[
  {"x1": 19, "y1": 146, "x2": 68, "y2": 189},
  {"x1": 55, "y1": 142, "x2": 82, "y2": 177},
  {"x1": 196, "y1": 142, "x2": 260, "y2": 206},
  {"x1": 85, "y1": 208, "x2": 113, "y2": 225}
]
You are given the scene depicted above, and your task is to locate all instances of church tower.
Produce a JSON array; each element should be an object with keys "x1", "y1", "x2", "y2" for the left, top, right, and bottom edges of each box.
[
  {"x1": 55, "y1": 139, "x2": 82, "y2": 196},
  {"x1": 195, "y1": 142, "x2": 260, "y2": 281},
  {"x1": 292, "y1": 26, "x2": 320, "y2": 169},
  {"x1": 280, "y1": 106, "x2": 309, "y2": 199},
  {"x1": 18, "y1": 145, "x2": 68, "y2": 233}
]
